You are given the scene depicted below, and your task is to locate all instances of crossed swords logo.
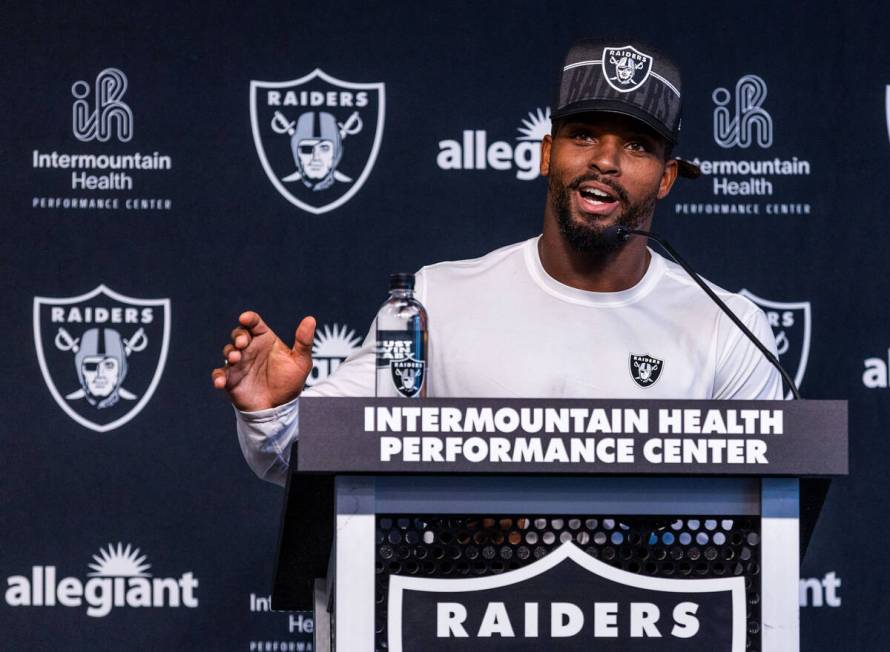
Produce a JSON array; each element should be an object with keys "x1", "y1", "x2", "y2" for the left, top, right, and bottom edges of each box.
[
  {"x1": 271, "y1": 110, "x2": 363, "y2": 183},
  {"x1": 54, "y1": 326, "x2": 148, "y2": 401}
]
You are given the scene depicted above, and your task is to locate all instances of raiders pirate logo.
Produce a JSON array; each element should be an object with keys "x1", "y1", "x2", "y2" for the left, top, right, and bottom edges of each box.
[
  {"x1": 250, "y1": 69, "x2": 385, "y2": 214},
  {"x1": 602, "y1": 45, "x2": 653, "y2": 93},
  {"x1": 33, "y1": 285, "x2": 171, "y2": 432},
  {"x1": 629, "y1": 353, "x2": 663, "y2": 388},
  {"x1": 390, "y1": 357, "x2": 425, "y2": 398},
  {"x1": 739, "y1": 289, "x2": 811, "y2": 399}
]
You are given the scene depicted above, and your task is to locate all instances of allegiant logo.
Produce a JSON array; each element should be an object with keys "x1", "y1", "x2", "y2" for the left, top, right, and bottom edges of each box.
[{"x1": 4, "y1": 543, "x2": 198, "y2": 618}]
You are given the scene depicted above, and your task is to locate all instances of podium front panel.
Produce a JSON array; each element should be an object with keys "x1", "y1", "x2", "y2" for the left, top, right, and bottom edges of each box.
[
  {"x1": 330, "y1": 476, "x2": 791, "y2": 652},
  {"x1": 375, "y1": 512, "x2": 761, "y2": 650}
]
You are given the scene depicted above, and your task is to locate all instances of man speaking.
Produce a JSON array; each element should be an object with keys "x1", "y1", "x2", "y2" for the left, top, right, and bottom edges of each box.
[{"x1": 211, "y1": 39, "x2": 782, "y2": 484}]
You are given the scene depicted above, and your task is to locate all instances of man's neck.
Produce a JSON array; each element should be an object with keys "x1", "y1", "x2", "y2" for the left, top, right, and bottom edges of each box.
[{"x1": 538, "y1": 219, "x2": 652, "y2": 292}]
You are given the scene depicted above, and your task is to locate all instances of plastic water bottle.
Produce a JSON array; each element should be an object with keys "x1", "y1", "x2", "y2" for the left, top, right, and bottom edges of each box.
[{"x1": 375, "y1": 273, "x2": 428, "y2": 397}]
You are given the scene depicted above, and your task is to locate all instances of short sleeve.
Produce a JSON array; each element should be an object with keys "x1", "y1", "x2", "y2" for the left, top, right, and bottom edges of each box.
[{"x1": 712, "y1": 303, "x2": 785, "y2": 400}]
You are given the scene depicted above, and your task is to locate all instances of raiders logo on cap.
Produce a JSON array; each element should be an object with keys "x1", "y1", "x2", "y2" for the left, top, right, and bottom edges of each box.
[{"x1": 602, "y1": 45, "x2": 653, "y2": 93}]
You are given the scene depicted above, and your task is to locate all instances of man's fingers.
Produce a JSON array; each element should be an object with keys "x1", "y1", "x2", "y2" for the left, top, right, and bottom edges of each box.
[
  {"x1": 292, "y1": 316, "x2": 317, "y2": 356},
  {"x1": 211, "y1": 367, "x2": 227, "y2": 389},
  {"x1": 238, "y1": 310, "x2": 269, "y2": 336},
  {"x1": 230, "y1": 327, "x2": 251, "y2": 349}
]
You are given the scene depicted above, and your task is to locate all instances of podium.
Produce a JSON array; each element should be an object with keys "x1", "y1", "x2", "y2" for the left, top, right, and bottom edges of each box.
[{"x1": 273, "y1": 398, "x2": 847, "y2": 652}]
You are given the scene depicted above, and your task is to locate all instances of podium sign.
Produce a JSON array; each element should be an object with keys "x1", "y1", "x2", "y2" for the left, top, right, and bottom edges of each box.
[
  {"x1": 298, "y1": 398, "x2": 847, "y2": 475},
  {"x1": 279, "y1": 398, "x2": 848, "y2": 651},
  {"x1": 389, "y1": 541, "x2": 744, "y2": 651}
]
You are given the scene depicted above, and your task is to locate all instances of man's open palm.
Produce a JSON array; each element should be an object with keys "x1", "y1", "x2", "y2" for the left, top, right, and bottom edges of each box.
[{"x1": 211, "y1": 311, "x2": 316, "y2": 412}]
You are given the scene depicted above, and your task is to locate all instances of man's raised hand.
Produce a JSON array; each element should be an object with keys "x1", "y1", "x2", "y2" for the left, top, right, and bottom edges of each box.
[{"x1": 211, "y1": 311, "x2": 316, "y2": 412}]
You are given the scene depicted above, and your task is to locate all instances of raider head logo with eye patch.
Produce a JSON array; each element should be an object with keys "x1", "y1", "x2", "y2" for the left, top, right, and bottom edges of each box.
[
  {"x1": 250, "y1": 69, "x2": 385, "y2": 215},
  {"x1": 33, "y1": 285, "x2": 171, "y2": 432},
  {"x1": 630, "y1": 353, "x2": 664, "y2": 388},
  {"x1": 602, "y1": 46, "x2": 653, "y2": 93}
]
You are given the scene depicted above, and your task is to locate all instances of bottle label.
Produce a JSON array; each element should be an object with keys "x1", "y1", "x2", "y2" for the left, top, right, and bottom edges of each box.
[
  {"x1": 389, "y1": 357, "x2": 426, "y2": 398},
  {"x1": 375, "y1": 331, "x2": 424, "y2": 367},
  {"x1": 376, "y1": 330, "x2": 426, "y2": 397}
]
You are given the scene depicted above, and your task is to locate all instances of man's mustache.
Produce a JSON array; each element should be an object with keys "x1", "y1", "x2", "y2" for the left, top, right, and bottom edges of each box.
[{"x1": 567, "y1": 174, "x2": 629, "y2": 204}]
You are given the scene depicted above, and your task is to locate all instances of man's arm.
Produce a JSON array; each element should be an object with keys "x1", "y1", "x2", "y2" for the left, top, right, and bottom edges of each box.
[
  {"x1": 214, "y1": 269, "x2": 426, "y2": 484},
  {"x1": 232, "y1": 328, "x2": 376, "y2": 485}
]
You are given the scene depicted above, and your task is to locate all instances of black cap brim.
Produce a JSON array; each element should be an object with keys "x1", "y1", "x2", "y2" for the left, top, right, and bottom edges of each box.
[{"x1": 552, "y1": 100, "x2": 678, "y2": 144}]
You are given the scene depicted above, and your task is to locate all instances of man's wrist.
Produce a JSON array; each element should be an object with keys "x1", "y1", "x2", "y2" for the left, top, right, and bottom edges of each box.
[{"x1": 236, "y1": 396, "x2": 300, "y2": 422}]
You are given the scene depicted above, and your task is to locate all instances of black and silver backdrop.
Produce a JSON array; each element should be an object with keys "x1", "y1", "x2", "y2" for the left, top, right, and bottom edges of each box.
[{"x1": 1, "y1": 1, "x2": 886, "y2": 649}]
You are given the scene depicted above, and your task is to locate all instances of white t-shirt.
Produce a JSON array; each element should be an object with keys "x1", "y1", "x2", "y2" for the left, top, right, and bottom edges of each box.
[{"x1": 236, "y1": 236, "x2": 782, "y2": 485}]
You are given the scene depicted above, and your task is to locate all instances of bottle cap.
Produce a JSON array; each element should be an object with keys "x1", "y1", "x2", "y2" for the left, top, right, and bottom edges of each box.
[{"x1": 389, "y1": 272, "x2": 415, "y2": 290}]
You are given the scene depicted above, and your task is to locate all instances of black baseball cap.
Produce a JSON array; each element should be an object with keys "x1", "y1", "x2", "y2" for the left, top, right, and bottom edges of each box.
[{"x1": 553, "y1": 39, "x2": 700, "y2": 179}]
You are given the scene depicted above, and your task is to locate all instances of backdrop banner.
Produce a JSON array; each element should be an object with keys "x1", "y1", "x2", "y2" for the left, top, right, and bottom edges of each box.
[{"x1": 1, "y1": 1, "x2": 884, "y2": 649}]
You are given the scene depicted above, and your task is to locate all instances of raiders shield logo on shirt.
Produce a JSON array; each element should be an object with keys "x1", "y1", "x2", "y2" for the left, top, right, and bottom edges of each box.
[
  {"x1": 630, "y1": 353, "x2": 663, "y2": 388},
  {"x1": 390, "y1": 357, "x2": 425, "y2": 398}
]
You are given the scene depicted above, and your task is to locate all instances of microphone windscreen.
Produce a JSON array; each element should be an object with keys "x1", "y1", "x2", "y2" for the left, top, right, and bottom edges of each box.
[{"x1": 600, "y1": 225, "x2": 629, "y2": 246}]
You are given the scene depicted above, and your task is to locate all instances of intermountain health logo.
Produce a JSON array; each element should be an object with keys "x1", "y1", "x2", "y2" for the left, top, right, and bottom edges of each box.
[
  {"x1": 5, "y1": 543, "x2": 199, "y2": 618},
  {"x1": 249, "y1": 593, "x2": 315, "y2": 651},
  {"x1": 32, "y1": 68, "x2": 175, "y2": 211},
  {"x1": 250, "y1": 69, "x2": 385, "y2": 214},
  {"x1": 304, "y1": 323, "x2": 362, "y2": 387},
  {"x1": 672, "y1": 74, "x2": 812, "y2": 218},
  {"x1": 437, "y1": 107, "x2": 551, "y2": 180},
  {"x1": 33, "y1": 285, "x2": 171, "y2": 432}
]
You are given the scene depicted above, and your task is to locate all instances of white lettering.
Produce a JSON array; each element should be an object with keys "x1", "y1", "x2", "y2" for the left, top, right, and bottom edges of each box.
[
  {"x1": 437, "y1": 603, "x2": 469, "y2": 637},
  {"x1": 593, "y1": 602, "x2": 618, "y2": 637},
  {"x1": 551, "y1": 602, "x2": 584, "y2": 637},
  {"x1": 477, "y1": 602, "x2": 515, "y2": 637},
  {"x1": 671, "y1": 602, "x2": 700, "y2": 638},
  {"x1": 630, "y1": 602, "x2": 662, "y2": 637}
]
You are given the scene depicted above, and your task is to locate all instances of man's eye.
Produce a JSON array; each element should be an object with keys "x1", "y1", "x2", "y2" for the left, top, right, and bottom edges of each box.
[
  {"x1": 571, "y1": 131, "x2": 594, "y2": 142},
  {"x1": 626, "y1": 141, "x2": 649, "y2": 152}
]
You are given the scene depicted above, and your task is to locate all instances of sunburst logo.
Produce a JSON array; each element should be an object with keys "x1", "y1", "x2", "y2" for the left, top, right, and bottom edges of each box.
[
  {"x1": 436, "y1": 107, "x2": 551, "y2": 180},
  {"x1": 88, "y1": 542, "x2": 151, "y2": 577},
  {"x1": 306, "y1": 323, "x2": 362, "y2": 387},
  {"x1": 516, "y1": 107, "x2": 552, "y2": 142}
]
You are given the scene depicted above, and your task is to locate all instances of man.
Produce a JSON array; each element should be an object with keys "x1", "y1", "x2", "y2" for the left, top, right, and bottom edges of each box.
[{"x1": 212, "y1": 39, "x2": 782, "y2": 485}]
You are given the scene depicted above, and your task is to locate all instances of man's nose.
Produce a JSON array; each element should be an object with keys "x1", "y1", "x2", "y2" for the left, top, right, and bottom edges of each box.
[{"x1": 588, "y1": 137, "x2": 621, "y2": 175}]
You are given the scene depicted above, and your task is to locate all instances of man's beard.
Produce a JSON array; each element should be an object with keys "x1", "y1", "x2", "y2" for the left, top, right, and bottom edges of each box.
[{"x1": 549, "y1": 173, "x2": 657, "y2": 253}]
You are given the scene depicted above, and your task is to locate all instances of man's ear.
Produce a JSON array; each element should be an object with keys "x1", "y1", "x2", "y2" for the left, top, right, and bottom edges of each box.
[
  {"x1": 657, "y1": 158, "x2": 679, "y2": 199},
  {"x1": 540, "y1": 134, "x2": 552, "y2": 177}
]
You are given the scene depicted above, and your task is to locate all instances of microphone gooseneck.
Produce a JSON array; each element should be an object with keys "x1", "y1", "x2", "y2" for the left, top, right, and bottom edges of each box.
[{"x1": 617, "y1": 226, "x2": 801, "y2": 400}]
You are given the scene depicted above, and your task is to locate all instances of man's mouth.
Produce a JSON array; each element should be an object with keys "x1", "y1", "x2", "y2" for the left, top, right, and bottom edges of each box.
[{"x1": 575, "y1": 182, "x2": 621, "y2": 215}]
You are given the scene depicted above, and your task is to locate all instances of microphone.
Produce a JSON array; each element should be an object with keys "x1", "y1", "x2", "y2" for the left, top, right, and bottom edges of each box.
[{"x1": 609, "y1": 225, "x2": 801, "y2": 400}]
